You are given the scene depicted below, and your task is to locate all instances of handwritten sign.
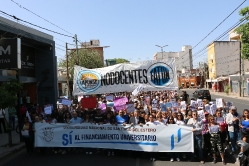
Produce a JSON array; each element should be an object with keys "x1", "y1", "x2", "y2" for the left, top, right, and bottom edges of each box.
[
  {"x1": 114, "y1": 97, "x2": 128, "y2": 111},
  {"x1": 44, "y1": 106, "x2": 52, "y2": 115},
  {"x1": 126, "y1": 102, "x2": 135, "y2": 113},
  {"x1": 210, "y1": 104, "x2": 217, "y2": 115},
  {"x1": 62, "y1": 99, "x2": 72, "y2": 106},
  {"x1": 198, "y1": 110, "x2": 205, "y2": 120},
  {"x1": 106, "y1": 95, "x2": 114, "y2": 101},
  {"x1": 100, "y1": 103, "x2": 106, "y2": 112},
  {"x1": 197, "y1": 99, "x2": 203, "y2": 107},
  {"x1": 190, "y1": 100, "x2": 197, "y2": 109},
  {"x1": 204, "y1": 104, "x2": 211, "y2": 114},
  {"x1": 216, "y1": 98, "x2": 223, "y2": 108},
  {"x1": 181, "y1": 101, "x2": 186, "y2": 110}
]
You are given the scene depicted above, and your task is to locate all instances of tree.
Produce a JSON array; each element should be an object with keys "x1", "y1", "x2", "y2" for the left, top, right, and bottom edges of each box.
[
  {"x1": 114, "y1": 58, "x2": 130, "y2": 64},
  {"x1": 58, "y1": 48, "x2": 104, "y2": 80},
  {"x1": 235, "y1": 6, "x2": 249, "y2": 59},
  {"x1": 0, "y1": 78, "x2": 22, "y2": 147}
]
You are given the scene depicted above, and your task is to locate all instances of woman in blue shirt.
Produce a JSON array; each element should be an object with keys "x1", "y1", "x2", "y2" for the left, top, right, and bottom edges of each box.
[{"x1": 240, "y1": 109, "x2": 249, "y2": 141}]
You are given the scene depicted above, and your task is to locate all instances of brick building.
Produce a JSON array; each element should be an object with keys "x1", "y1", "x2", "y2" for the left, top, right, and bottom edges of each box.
[{"x1": 178, "y1": 76, "x2": 204, "y2": 88}]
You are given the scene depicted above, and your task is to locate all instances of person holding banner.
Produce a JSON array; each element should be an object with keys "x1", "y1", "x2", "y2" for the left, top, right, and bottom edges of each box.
[
  {"x1": 207, "y1": 116, "x2": 226, "y2": 165},
  {"x1": 187, "y1": 110, "x2": 204, "y2": 164},
  {"x1": 22, "y1": 117, "x2": 34, "y2": 153},
  {"x1": 115, "y1": 110, "x2": 129, "y2": 125},
  {"x1": 129, "y1": 110, "x2": 145, "y2": 126}
]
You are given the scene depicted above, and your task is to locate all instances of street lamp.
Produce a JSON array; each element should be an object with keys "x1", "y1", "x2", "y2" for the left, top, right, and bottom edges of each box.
[{"x1": 155, "y1": 45, "x2": 168, "y2": 58}]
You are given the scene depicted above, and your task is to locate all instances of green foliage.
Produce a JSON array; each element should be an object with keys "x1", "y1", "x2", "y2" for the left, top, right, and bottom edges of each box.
[
  {"x1": 224, "y1": 86, "x2": 230, "y2": 95},
  {"x1": 0, "y1": 78, "x2": 22, "y2": 109},
  {"x1": 58, "y1": 49, "x2": 104, "y2": 80},
  {"x1": 235, "y1": 6, "x2": 249, "y2": 60},
  {"x1": 114, "y1": 58, "x2": 130, "y2": 64}
]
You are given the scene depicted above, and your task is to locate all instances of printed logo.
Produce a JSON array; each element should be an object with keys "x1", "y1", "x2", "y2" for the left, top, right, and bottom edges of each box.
[
  {"x1": 76, "y1": 70, "x2": 101, "y2": 92},
  {"x1": 42, "y1": 127, "x2": 54, "y2": 142},
  {"x1": 147, "y1": 62, "x2": 174, "y2": 88},
  {"x1": 171, "y1": 128, "x2": 181, "y2": 150}
]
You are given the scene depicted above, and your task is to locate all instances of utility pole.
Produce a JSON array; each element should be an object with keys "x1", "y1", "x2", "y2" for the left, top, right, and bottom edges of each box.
[
  {"x1": 74, "y1": 34, "x2": 79, "y2": 65},
  {"x1": 66, "y1": 43, "x2": 70, "y2": 98},
  {"x1": 242, "y1": 57, "x2": 245, "y2": 97},
  {"x1": 155, "y1": 45, "x2": 168, "y2": 59}
]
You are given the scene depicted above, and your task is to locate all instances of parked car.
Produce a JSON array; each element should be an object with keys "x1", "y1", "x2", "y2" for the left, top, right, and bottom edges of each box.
[{"x1": 193, "y1": 89, "x2": 211, "y2": 101}]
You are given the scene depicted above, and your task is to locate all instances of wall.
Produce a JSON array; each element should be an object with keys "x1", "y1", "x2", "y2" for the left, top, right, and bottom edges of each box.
[
  {"x1": 208, "y1": 43, "x2": 216, "y2": 79},
  {"x1": 214, "y1": 41, "x2": 241, "y2": 77}
]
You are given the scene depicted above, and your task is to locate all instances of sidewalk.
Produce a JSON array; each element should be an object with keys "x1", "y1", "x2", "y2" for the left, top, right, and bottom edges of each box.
[
  {"x1": 0, "y1": 131, "x2": 25, "y2": 160},
  {"x1": 210, "y1": 90, "x2": 249, "y2": 101}
]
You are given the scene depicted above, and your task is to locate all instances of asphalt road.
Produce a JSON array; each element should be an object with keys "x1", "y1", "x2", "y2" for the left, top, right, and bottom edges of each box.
[
  {"x1": 0, "y1": 149, "x2": 233, "y2": 166},
  {"x1": 184, "y1": 89, "x2": 249, "y2": 115}
]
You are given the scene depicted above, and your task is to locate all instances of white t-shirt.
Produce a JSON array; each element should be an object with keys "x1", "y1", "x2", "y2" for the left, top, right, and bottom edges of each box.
[
  {"x1": 176, "y1": 120, "x2": 185, "y2": 125},
  {"x1": 146, "y1": 121, "x2": 158, "y2": 125},
  {"x1": 0, "y1": 109, "x2": 5, "y2": 118}
]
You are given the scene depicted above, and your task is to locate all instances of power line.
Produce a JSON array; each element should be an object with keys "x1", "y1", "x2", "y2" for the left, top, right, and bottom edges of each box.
[
  {"x1": 190, "y1": 0, "x2": 246, "y2": 51},
  {"x1": 0, "y1": 10, "x2": 74, "y2": 38},
  {"x1": 10, "y1": 0, "x2": 74, "y2": 36}
]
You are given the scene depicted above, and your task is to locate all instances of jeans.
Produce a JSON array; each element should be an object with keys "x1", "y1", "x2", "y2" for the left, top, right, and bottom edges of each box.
[
  {"x1": 9, "y1": 116, "x2": 15, "y2": 130},
  {"x1": 170, "y1": 152, "x2": 179, "y2": 159},
  {"x1": 192, "y1": 135, "x2": 203, "y2": 160},
  {"x1": 229, "y1": 130, "x2": 241, "y2": 152}
]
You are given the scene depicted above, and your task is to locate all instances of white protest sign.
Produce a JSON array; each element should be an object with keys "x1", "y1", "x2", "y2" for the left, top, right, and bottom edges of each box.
[
  {"x1": 26, "y1": 111, "x2": 32, "y2": 123},
  {"x1": 197, "y1": 99, "x2": 203, "y2": 107},
  {"x1": 210, "y1": 104, "x2": 217, "y2": 115},
  {"x1": 132, "y1": 84, "x2": 145, "y2": 96},
  {"x1": 197, "y1": 110, "x2": 205, "y2": 120},
  {"x1": 180, "y1": 101, "x2": 186, "y2": 110},
  {"x1": 126, "y1": 102, "x2": 135, "y2": 113},
  {"x1": 44, "y1": 106, "x2": 52, "y2": 115},
  {"x1": 106, "y1": 95, "x2": 114, "y2": 101},
  {"x1": 216, "y1": 98, "x2": 223, "y2": 108},
  {"x1": 190, "y1": 100, "x2": 197, "y2": 109},
  {"x1": 204, "y1": 104, "x2": 211, "y2": 114},
  {"x1": 62, "y1": 99, "x2": 72, "y2": 106},
  {"x1": 172, "y1": 102, "x2": 179, "y2": 112}
]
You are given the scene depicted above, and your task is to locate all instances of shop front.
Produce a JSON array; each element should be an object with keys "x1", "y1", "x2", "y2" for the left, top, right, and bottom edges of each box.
[{"x1": 0, "y1": 16, "x2": 58, "y2": 107}]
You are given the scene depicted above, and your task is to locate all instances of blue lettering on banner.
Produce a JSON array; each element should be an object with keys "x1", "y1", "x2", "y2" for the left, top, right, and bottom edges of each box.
[
  {"x1": 170, "y1": 128, "x2": 181, "y2": 150},
  {"x1": 62, "y1": 131, "x2": 73, "y2": 146},
  {"x1": 147, "y1": 62, "x2": 174, "y2": 88}
]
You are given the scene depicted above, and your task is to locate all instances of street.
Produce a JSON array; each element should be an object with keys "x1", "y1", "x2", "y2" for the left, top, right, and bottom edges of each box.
[
  {"x1": 1, "y1": 89, "x2": 246, "y2": 166},
  {"x1": 0, "y1": 148, "x2": 234, "y2": 166},
  {"x1": 184, "y1": 89, "x2": 249, "y2": 115}
]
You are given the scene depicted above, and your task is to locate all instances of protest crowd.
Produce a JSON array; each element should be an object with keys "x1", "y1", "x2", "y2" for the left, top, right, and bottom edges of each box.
[{"x1": 2, "y1": 90, "x2": 249, "y2": 165}]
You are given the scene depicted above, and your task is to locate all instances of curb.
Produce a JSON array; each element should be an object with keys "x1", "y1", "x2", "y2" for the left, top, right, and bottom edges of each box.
[{"x1": 0, "y1": 143, "x2": 25, "y2": 161}]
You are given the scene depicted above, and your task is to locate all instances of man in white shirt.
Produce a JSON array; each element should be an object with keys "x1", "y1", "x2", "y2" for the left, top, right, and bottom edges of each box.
[{"x1": 0, "y1": 109, "x2": 7, "y2": 133}]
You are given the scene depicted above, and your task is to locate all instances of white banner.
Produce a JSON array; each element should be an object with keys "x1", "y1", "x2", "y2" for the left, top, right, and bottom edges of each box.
[
  {"x1": 35, "y1": 123, "x2": 193, "y2": 152},
  {"x1": 73, "y1": 59, "x2": 177, "y2": 95}
]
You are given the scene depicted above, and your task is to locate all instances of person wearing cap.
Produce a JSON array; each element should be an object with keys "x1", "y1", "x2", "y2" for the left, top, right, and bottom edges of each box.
[{"x1": 226, "y1": 106, "x2": 241, "y2": 154}]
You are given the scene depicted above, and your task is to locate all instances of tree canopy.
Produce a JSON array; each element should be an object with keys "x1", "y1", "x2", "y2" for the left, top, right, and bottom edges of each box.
[
  {"x1": 235, "y1": 6, "x2": 249, "y2": 59},
  {"x1": 0, "y1": 78, "x2": 22, "y2": 109},
  {"x1": 114, "y1": 58, "x2": 130, "y2": 64},
  {"x1": 58, "y1": 48, "x2": 104, "y2": 80}
]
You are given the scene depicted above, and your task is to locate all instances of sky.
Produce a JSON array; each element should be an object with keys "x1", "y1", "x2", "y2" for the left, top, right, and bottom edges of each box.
[{"x1": 1, "y1": 0, "x2": 248, "y2": 68}]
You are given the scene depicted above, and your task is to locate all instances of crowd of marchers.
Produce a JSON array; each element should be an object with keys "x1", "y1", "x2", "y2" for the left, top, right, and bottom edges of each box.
[{"x1": 2, "y1": 90, "x2": 249, "y2": 165}]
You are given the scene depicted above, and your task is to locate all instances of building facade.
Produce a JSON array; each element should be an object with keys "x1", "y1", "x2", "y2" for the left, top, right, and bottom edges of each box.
[
  {"x1": 206, "y1": 40, "x2": 249, "y2": 95},
  {"x1": 153, "y1": 45, "x2": 193, "y2": 72},
  {"x1": 0, "y1": 16, "x2": 58, "y2": 107},
  {"x1": 178, "y1": 76, "x2": 204, "y2": 89}
]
